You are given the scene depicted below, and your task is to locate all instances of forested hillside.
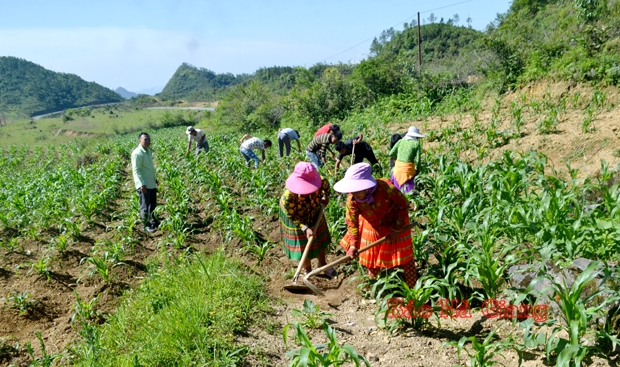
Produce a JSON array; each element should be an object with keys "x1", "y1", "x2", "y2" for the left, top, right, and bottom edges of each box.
[
  {"x1": 158, "y1": 62, "x2": 350, "y2": 101},
  {"x1": 0, "y1": 57, "x2": 124, "y2": 118},
  {"x1": 208, "y1": 0, "x2": 620, "y2": 132}
]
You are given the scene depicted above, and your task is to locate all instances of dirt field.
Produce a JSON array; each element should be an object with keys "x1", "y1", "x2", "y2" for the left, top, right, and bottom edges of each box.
[{"x1": 1, "y1": 82, "x2": 619, "y2": 366}]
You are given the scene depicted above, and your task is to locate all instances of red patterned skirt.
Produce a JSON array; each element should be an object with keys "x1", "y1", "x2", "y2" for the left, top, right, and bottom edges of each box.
[{"x1": 340, "y1": 215, "x2": 414, "y2": 269}]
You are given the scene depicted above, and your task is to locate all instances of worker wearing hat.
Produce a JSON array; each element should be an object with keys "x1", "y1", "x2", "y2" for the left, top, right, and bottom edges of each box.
[{"x1": 186, "y1": 126, "x2": 209, "y2": 155}]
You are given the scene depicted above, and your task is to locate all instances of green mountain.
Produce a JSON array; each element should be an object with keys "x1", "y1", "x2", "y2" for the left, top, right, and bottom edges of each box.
[
  {"x1": 369, "y1": 21, "x2": 485, "y2": 75},
  {"x1": 0, "y1": 56, "x2": 124, "y2": 118},
  {"x1": 158, "y1": 62, "x2": 348, "y2": 101},
  {"x1": 158, "y1": 63, "x2": 246, "y2": 101}
]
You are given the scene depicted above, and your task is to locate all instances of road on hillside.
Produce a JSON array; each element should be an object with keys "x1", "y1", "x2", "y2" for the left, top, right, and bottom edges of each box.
[
  {"x1": 32, "y1": 102, "x2": 125, "y2": 120},
  {"x1": 144, "y1": 107, "x2": 215, "y2": 111}
]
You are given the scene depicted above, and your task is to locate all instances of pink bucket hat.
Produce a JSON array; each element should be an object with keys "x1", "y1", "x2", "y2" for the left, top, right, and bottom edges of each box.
[
  {"x1": 285, "y1": 162, "x2": 322, "y2": 195},
  {"x1": 334, "y1": 163, "x2": 377, "y2": 193}
]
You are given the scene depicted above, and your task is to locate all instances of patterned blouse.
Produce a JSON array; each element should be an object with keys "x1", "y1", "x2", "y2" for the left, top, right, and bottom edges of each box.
[
  {"x1": 241, "y1": 137, "x2": 265, "y2": 151},
  {"x1": 280, "y1": 178, "x2": 330, "y2": 230},
  {"x1": 345, "y1": 179, "x2": 409, "y2": 246}
]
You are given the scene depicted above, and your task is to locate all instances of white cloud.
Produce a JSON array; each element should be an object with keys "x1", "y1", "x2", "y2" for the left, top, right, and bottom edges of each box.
[{"x1": 0, "y1": 27, "x2": 337, "y2": 91}]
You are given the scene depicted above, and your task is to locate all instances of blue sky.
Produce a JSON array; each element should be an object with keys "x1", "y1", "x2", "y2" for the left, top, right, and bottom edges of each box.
[{"x1": 1, "y1": 0, "x2": 513, "y2": 93}]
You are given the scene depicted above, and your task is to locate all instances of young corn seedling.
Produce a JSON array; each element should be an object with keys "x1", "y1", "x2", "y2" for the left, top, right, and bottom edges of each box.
[
  {"x1": 71, "y1": 290, "x2": 100, "y2": 328},
  {"x1": 246, "y1": 241, "x2": 276, "y2": 263},
  {"x1": 443, "y1": 327, "x2": 518, "y2": 367},
  {"x1": 5, "y1": 291, "x2": 38, "y2": 316},
  {"x1": 31, "y1": 256, "x2": 51, "y2": 281},
  {"x1": 290, "y1": 300, "x2": 334, "y2": 330},
  {"x1": 283, "y1": 321, "x2": 370, "y2": 367},
  {"x1": 540, "y1": 261, "x2": 620, "y2": 366},
  {"x1": 80, "y1": 251, "x2": 125, "y2": 283},
  {"x1": 25, "y1": 331, "x2": 60, "y2": 367}
]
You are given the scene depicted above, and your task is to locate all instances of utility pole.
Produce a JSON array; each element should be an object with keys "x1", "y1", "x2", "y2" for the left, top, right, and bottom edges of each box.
[{"x1": 417, "y1": 12, "x2": 422, "y2": 76}]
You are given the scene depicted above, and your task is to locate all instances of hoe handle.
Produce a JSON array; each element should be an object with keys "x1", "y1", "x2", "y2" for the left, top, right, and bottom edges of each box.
[
  {"x1": 303, "y1": 222, "x2": 417, "y2": 279},
  {"x1": 291, "y1": 205, "x2": 324, "y2": 283}
]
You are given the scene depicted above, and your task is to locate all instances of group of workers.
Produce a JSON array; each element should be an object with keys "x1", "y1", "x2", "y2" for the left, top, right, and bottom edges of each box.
[
  {"x1": 131, "y1": 123, "x2": 425, "y2": 286},
  {"x1": 279, "y1": 124, "x2": 424, "y2": 286}
]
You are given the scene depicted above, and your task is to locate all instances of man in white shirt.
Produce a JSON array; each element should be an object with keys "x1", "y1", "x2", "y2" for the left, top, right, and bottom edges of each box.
[
  {"x1": 186, "y1": 126, "x2": 209, "y2": 155},
  {"x1": 277, "y1": 127, "x2": 302, "y2": 157},
  {"x1": 239, "y1": 134, "x2": 272, "y2": 168}
]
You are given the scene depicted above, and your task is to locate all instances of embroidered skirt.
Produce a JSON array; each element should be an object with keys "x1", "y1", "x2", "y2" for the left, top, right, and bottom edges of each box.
[
  {"x1": 279, "y1": 206, "x2": 331, "y2": 261},
  {"x1": 340, "y1": 215, "x2": 414, "y2": 269}
]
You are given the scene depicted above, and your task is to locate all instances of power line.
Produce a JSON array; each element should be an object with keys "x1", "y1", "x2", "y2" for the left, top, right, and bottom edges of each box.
[{"x1": 321, "y1": 0, "x2": 474, "y2": 63}]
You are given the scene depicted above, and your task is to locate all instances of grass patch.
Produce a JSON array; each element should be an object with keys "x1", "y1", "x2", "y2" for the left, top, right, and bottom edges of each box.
[
  {"x1": 0, "y1": 106, "x2": 215, "y2": 147},
  {"x1": 71, "y1": 251, "x2": 270, "y2": 367}
]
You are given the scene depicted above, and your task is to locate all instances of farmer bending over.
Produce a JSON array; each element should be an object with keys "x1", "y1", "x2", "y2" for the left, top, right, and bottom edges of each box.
[
  {"x1": 279, "y1": 162, "x2": 336, "y2": 277},
  {"x1": 186, "y1": 126, "x2": 209, "y2": 155},
  {"x1": 334, "y1": 163, "x2": 417, "y2": 288},
  {"x1": 239, "y1": 134, "x2": 272, "y2": 168},
  {"x1": 334, "y1": 134, "x2": 380, "y2": 171},
  {"x1": 305, "y1": 131, "x2": 342, "y2": 170},
  {"x1": 277, "y1": 128, "x2": 302, "y2": 157}
]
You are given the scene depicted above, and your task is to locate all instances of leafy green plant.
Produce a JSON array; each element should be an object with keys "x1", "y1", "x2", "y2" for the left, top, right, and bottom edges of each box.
[
  {"x1": 25, "y1": 331, "x2": 60, "y2": 367},
  {"x1": 443, "y1": 327, "x2": 518, "y2": 367},
  {"x1": 376, "y1": 275, "x2": 438, "y2": 332},
  {"x1": 581, "y1": 108, "x2": 595, "y2": 133},
  {"x1": 538, "y1": 108, "x2": 558, "y2": 134},
  {"x1": 5, "y1": 291, "x2": 38, "y2": 316},
  {"x1": 538, "y1": 261, "x2": 620, "y2": 366},
  {"x1": 30, "y1": 256, "x2": 51, "y2": 281},
  {"x1": 246, "y1": 241, "x2": 276, "y2": 262},
  {"x1": 283, "y1": 321, "x2": 370, "y2": 367},
  {"x1": 71, "y1": 291, "x2": 100, "y2": 328},
  {"x1": 80, "y1": 251, "x2": 125, "y2": 283},
  {"x1": 52, "y1": 234, "x2": 71, "y2": 254},
  {"x1": 290, "y1": 300, "x2": 334, "y2": 329}
]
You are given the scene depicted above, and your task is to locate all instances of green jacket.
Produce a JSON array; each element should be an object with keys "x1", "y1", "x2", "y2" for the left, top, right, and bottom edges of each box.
[
  {"x1": 389, "y1": 139, "x2": 422, "y2": 168},
  {"x1": 131, "y1": 145, "x2": 157, "y2": 189}
]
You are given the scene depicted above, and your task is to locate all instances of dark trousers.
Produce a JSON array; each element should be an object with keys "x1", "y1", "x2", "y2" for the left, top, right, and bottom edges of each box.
[
  {"x1": 353, "y1": 143, "x2": 379, "y2": 166},
  {"x1": 138, "y1": 188, "x2": 157, "y2": 226},
  {"x1": 278, "y1": 133, "x2": 291, "y2": 157}
]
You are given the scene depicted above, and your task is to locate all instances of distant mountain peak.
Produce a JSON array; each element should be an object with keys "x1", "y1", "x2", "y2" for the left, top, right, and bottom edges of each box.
[{"x1": 115, "y1": 87, "x2": 137, "y2": 99}]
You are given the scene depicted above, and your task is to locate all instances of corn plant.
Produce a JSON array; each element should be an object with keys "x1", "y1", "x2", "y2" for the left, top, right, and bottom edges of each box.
[
  {"x1": 538, "y1": 108, "x2": 558, "y2": 134},
  {"x1": 290, "y1": 300, "x2": 334, "y2": 329},
  {"x1": 25, "y1": 331, "x2": 60, "y2": 367},
  {"x1": 283, "y1": 321, "x2": 370, "y2": 367},
  {"x1": 443, "y1": 327, "x2": 518, "y2": 367},
  {"x1": 71, "y1": 291, "x2": 100, "y2": 328},
  {"x1": 30, "y1": 256, "x2": 51, "y2": 281},
  {"x1": 461, "y1": 216, "x2": 521, "y2": 301},
  {"x1": 52, "y1": 234, "x2": 71, "y2": 254},
  {"x1": 376, "y1": 275, "x2": 439, "y2": 332},
  {"x1": 538, "y1": 261, "x2": 620, "y2": 366},
  {"x1": 246, "y1": 241, "x2": 276, "y2": 262},
  {"x1": 510, "y1": 100, "x2": 524, "y2": 136},
  {"x1": 80, "y1": 251, "x2": 125, "y2": 283},
  {"x1": 5, "y1": 291, "x2": 38, "y2": 316},
  {"x1": 582, "y1": 108, "x2": 595, "y2": 133}
]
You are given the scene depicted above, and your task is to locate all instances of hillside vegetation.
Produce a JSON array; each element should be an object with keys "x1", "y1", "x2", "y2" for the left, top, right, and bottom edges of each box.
[
  {"x1": 1, "y1": 2, "x2": 620, "y2": 366},
  {"x1": 204, "y1": 0, "x2": 620, "y2": 133},
  {"x1": 0, "y1": 57, "x2": 124, "y2": 118}
]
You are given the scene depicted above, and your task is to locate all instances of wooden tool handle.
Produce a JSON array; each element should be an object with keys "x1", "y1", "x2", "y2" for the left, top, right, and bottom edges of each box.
[
  {"x1": 291, "y1": 205, "x2": 325, "y2": 282},
  {"x1": 303, "y1": 222, "x2": 417, "y2": 279}
]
